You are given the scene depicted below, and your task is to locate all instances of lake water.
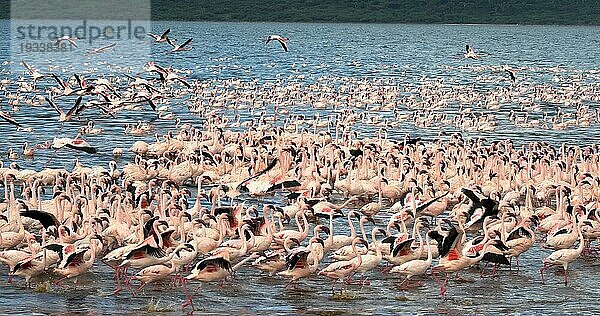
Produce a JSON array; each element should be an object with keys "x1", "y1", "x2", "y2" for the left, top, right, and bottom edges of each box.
[{"x1": 1, "y1": 21, "x2": 600, "y2": 315}]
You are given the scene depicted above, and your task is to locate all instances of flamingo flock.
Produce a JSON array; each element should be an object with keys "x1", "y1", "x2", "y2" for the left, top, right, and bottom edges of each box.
[
  {"x1": 0, "y1": 116, "x2": 598, "y2": 310},
  {"x1": 0, "y1": 27, "x2": 598, "y2": 314}
]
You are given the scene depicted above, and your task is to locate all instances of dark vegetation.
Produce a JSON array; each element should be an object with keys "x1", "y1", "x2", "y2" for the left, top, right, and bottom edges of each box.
[
  {"x1": 1, "y1": 0, "x2": 599, "y2": 25},
  {"x1": 150, "y1": 0, "x2": 600, "y2": 25}
]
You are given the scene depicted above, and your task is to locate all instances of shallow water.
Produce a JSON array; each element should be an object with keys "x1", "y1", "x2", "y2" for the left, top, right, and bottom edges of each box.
[
  {"x1": 2, "y1": 243, "x2": 599, "y2": 315},
  {"x1": 1, "y1": 21, "x2": 600, "y2": 314}
]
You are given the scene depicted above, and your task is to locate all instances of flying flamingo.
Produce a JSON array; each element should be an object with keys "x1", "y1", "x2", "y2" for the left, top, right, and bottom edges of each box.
[
  {"x1": 147, "y1": 28, "x2": 171, "y2": 43},
  {"x1": 266, "y1": 35, "x2": 288, "y2": 52},
  {"x1": 166, "y1": 37, "x2": 193, "y2": 53}
]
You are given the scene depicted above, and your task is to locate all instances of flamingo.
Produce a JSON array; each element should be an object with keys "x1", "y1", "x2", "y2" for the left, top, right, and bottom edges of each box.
[
  {"x1": 44, "y1": 96, "x2": 83, "y2": 122},
  {"x1": 53, "y1": 238, "x2": 100, "y2": 285},
  {"x1": 390, "y1": 234, "x2": 433, "y2": 287},
  {"x1": 183, "y1": 252, "x2": 257, "y2": 310},
  {"x1": 0, "y1": 235, "x2": 38, "y2": 277},
  {"x1": 278, "y1": 238, "x2": 323, "y2": 288},
  {"x1": 544, "y1": 214, "x2": 579, "y2": 250},
  {"x1": 503, "y1": 65, "x2": 517, "y2": 82},
  {"x1": 171, "y1": 243, "x2": 198, "y2": 273},
  {"x1": 506, "y1": 215, "x2": 539, "y2": 271},
  {"x1": 359, "y1": 175, "x2": 383, "y2": 217},
  {"x1": 328, "y1": 210, "x2": 361, "y2": 251},
  {"x1": 464, "y1": 44, "x2": 480, "y2": 60},
  {"x1": 131, "y1": 260, "x2": 176, "y2": 293},
  {"x1": 22, "y1": 142, "x2": 34, "y2": 157},
  {"x1": 540, "y1": 218, "x2": 586, "y2": 286},
  {"x1": 266, "y1": 35, "x2": 288, "y2": 52},
  {"x1": 252, "y1": 236, "x2": 300, "y2": 276},
  {"x1": 120, "y1": 220, "x2": 171, "y2": 269},
  {"x1": 166, "y1": 37, "x2": 193, "y2": 53},
  {"x1": 273, "y1": 210, "x2": 309, "y2": 244},
  {"x1": 318, "y1": 237, "x2": 368, "y2": 293},
  {"x1": 0, "y1": 111, "x2": 25, "y2": 130},
  {"x1": 384, "y1": 217, "x2": 428, "y2": 266},
  {"x1": 311, "y1": 196, "x2": 357, "y2": 218},
  {"x1": 330, "y1": 215, "x2": 374, "y2": 261},
  {"x1": 86, "y1": 43, "x2": 116, "y2": 55},
  {"x1": 10, "y1": 252, "x2": 46, "y2": 286},
  {"x1": 347, "y1": 228, "x2": 387, "y2": 285},
  {"x1": 21, "y1": 61, "x2": 45, "y2": 82},
  {"x1": 432, "y1": 238, "x2": 505, "y2": 299},
  {"x1": 54, "y1": 35, "x2": 78, "y2": 47},
  {"x1": 147, "y1": 28, "x2": 171, "y2": 43}
]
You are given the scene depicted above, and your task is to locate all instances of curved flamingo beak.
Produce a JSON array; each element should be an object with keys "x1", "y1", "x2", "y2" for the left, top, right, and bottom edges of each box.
[
  {"x1": 314, "y1": 238, "x2": 325, "y2": 247},
  {"x1": 366, "y1": 216, "x2": 376, "y2": 225},
  {"x1": 358, "y1": 238, "x2": 369, "y2": 248}
]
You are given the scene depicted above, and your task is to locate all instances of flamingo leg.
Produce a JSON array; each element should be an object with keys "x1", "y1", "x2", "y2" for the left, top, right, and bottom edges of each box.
[
  {"x1": 284, "y1": 279, "x2": 294, "y2": 289},
  {"x1": 397, "y1": 276, "x2": 411, "y2": 290},
  {"x1": 539, "y1": 263, "x2": 550, "y2": 284},
  {"x1": 181, "y1": 280, "x2": 195, "y2": 312},
  {"x1": 137, "y1": 281, "x2": 146, "y2": 293},
  {"x1": 123, "y1": 274, "x2": 135, "y2": 294},
  {"x1": 480, "y1": 262, "x2": 488, "y2": 276},
  {"x1": 345, "y1": 272, "x2": 356, "y2": 285},
  {"x1": 399, "y1": 276, "x2": 409, "y2": 286},
  {"x1": 331, "y1": 279, "x2": 341, "y2": 295},
  {"x1": 380, "y1": 264, "x2": 393, "y2": 274},
  {"x1": 185, "y1": 263, "x2": 192, "y2": 274},
  {"x1": 491, "y1": 264, "x2": 498, "y2": 276},
  {"x1": 440, "y1": 274, "x2": 448, "y2": 299},
  {"x1": 113, "y1": 281, "x2": 122, "y2": 294},
  {"x1": 346, "y1": 271, "x2": 368, "y2": 286},
  {"x1": 582, "y1": 240, "x2": 591, "y2": 257},
  {"x1": 431, "y1": 270, "x2": 447, "y2": 299},
  {"x1": 112, "y1": 266, "x2": 123, "y2": 295},
  {"x1": 126, "y1": 277, "x2": 138, "y2": 296},
  {"x1": 399, "y1": 276, "x2": 423, "y2": 289},
  {"x1": 174, "y1": 274, "x2": 186, "y2": 287},
  {"x1": 360, "y1": 274, "x2": 370, "y2": 287},
  {"x1": 53, "y1": 276, "x2": 67, "y2": 287},
  {"x1": 330, "y1": 280, "x2": 335, "y2": 294}
]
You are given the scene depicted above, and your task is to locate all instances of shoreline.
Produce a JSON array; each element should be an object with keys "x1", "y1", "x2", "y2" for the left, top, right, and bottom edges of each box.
[{"x1": 2, "y1": 18, "x2": 600, "y2": 27}]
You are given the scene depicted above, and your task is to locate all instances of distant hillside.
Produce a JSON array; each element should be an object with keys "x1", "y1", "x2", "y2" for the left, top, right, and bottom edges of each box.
[
  {"x1": 150, "y1": 0, "x2": 600, "y2": 25},
  {"x1": 1, "y1": 0, "x2": 599, "y2": 25}
]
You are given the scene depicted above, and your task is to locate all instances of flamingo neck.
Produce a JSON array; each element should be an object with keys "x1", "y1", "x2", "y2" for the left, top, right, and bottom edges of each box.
[
  {"x1": 425, "y1": 238, "x2": 433, "y2": 263},
  {"x1": 352, "y1": 241, "x2": 362, "y2": 266},
  {"x1": 347, "y1": 214, "x2": 357, "y2": 238},
  {"x1": 359, "y1": 219, "x2": 368, "y2": 240}
]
